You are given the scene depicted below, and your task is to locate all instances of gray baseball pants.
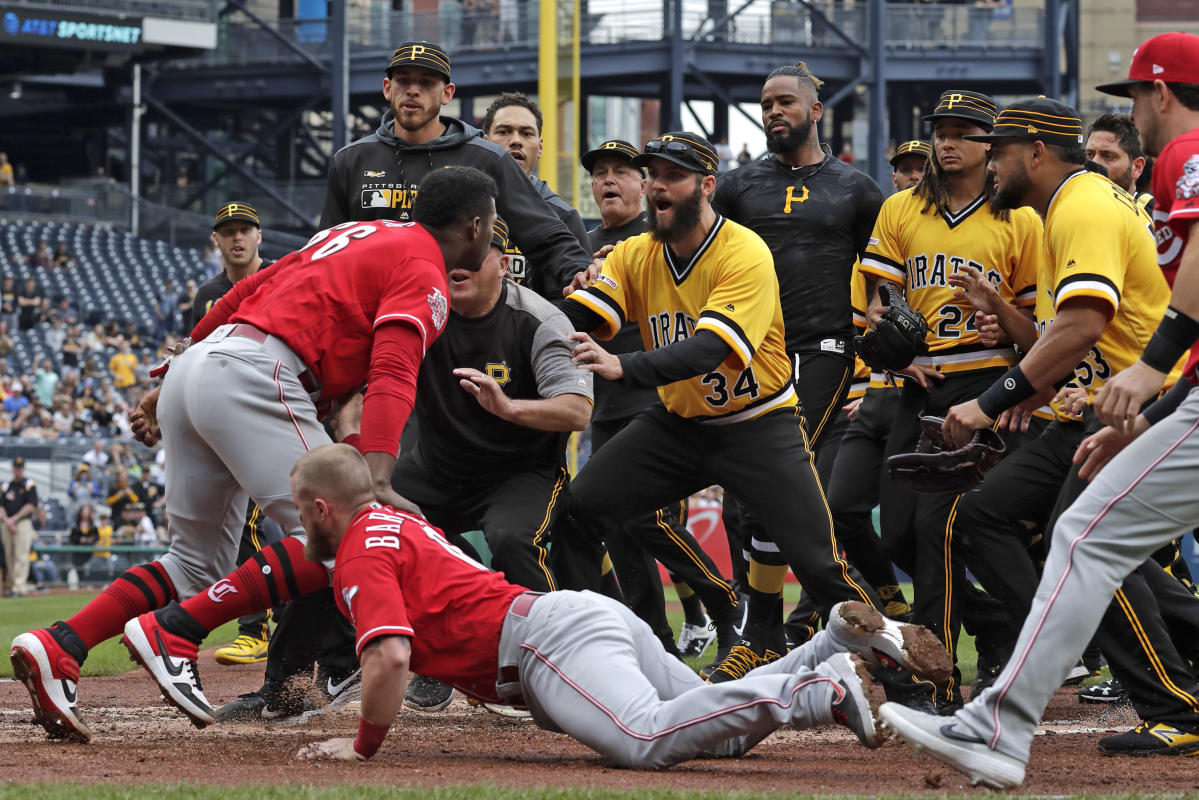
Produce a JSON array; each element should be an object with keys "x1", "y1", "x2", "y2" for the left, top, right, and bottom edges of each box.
[
  {"x1": 498, "y1": 589, "x2": 855, "y2": 768},
  {"x1": 156, "y1": 325, "x2": 329, "y2": 599},
  {"x1": 954, "y1": 383, "x2": 1199, "y2": 762}
]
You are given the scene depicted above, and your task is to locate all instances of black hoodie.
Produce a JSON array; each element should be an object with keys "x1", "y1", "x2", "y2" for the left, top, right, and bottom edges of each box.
[{"x1": 320, "y1": 113, "x2": 591, "y2": 294}]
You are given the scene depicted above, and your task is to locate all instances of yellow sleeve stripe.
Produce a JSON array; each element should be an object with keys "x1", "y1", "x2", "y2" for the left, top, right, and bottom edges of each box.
[
  {"x1": 570, "y1": 288, "x2": 624, "y2": 334},
  {"x1": 697, "y1": 312, "x2": 753, "y2": 367},
  {"x1": 860, "y1": 256, "x2": 906, "y2": 283}
]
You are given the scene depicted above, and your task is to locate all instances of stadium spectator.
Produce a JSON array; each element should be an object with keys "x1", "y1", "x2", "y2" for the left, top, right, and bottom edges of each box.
[
  {"x1": 1, "y1": 276, "x2": 17, "y2": 331},
  {"x1": 16, "y1": 276, "x2": 43, "y2": 330},
  {"x1": 26, "y1": 242, "x2": 51, "y2": 270},
  {"x1": 108, "y1": 339, "x2": 137, "y2": 390},
  {"x1": 61, "y1": 325, "x2": 83, "y2": 377},
  {"x1": 134, "y1": 352, "x2": 154, "y2": 387},
  {"x1": 80, "y1": 441, "x2": 108, "y2": 471},
  {"x1": 51, "y1": 395, "x2": 75, "y2": 435},
  {"x1": 83, "y1": 324, "x2": 104, "y2": 353},
  {"x1": 44, "y1": 319, "x2": 65, "y2": 355},
  {"x1": 0, "y1": 321, "x2": 12, "y2": 362},
  {"x1": 0, "y1": 152, "x2": 13, "y2": 186},
  {"x1": 176, "y1": 279, "x2": 197, "y2": 326},
  {"x1": 1, "y1": 456, "x2": 38, "y2": 597},
  {"x1": 737, "y1": 143, "x2": 753, "y2": 167},
  {"x1": 201, "y1": 240, "x2": 221, "y2": 276},
  {"x1": 106, "y1": 472, "x2": 137, "y2": 521},
  {"x1": 3, "y1": 381, "x2": 28, "y2": 418},
  {"x1": 52, "y1": 243, "x2": 74, "y2": 269},
  {"x1": 34, "y1": 359, "x2": 58, "y2": 407},
  {"x1": 37, "y1": 298, "x2": 51, "y2": 326},
  {"x1": 716, "y1": 137, "x2": 734, "y2": 172},
  {"x1": 155, "y1": 279, "x2": 181, "y2": 339},
  {"x1": 122, "y1": 321, "x2": 143, "y2": 348},
  {"x1": 68, "y1": 504, "x2": 100, "y2": 568}
]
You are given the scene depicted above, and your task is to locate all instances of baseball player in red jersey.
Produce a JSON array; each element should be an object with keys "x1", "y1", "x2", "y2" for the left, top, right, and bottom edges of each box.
[
  {"x1": 880, "y1": 33, "x2": 1199, "y2": 788},
  {"x1": 8, "y1": 166, "x2": 498, "y2": 742},
  {"x1": 285, "y1": 443, "x2": 952, "y2": 766}
]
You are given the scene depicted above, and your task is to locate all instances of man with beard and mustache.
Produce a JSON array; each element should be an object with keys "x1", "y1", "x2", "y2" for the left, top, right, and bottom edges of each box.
[
  {"x1": 562, "y1": 132, "x2": 880, "y2": 684},
  {"x1": 319, "y1": 43, "x2": 590, "y2": 296},
  {"x1": 709, "y1": 62, "x2": 883, "y2": 660},
  {"x1": 927, "y1": 96, "x2": 1199, "y2": 760},
  {"x1": 859, "y1": 90, "x2": 1043, "y2": 714},
  {"x1": 1086, "y1": 114, "x2": 1151, "y2": 207},
  {"x1": 881, "y1": 38, "x2": 1199, "y2": 784},
  {"x1": 480, "y1": 93, "x2": 591, "y2": 300}
]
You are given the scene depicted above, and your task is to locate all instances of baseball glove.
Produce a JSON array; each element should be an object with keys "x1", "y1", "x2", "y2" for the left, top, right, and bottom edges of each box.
[
  {"x1": 853, "y1": 284, "x2": 930, "y2": 372},
  {"x1": 887, "y1": 415, "x2": 1006, "y2": 494}
]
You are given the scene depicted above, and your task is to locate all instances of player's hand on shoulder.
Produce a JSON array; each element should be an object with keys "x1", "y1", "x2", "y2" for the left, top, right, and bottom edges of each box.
[
  {"x1": 568, "y1": 332, "x2": 622, "y2": 380},
  {"x1": 296, "y1": 737, "x2": 366, "y2": 762},
  {"x1": 454, "y1": 367, "x2": 514, "y2": 419},
  {"x1": 562, "y1": 245, "x2": 613, "y2": 298},
  {"x1": 130, "y1": 386, "x2": 162, "y2": 447}
]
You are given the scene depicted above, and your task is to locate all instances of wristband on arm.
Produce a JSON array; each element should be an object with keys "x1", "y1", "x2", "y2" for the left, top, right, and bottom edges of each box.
[
  {"x1": 977, "y1": 364, "x2": 1036, "y2": 420},
  {"x1": 352, "y1": 717, "x2": 390, "y2": 760},
  {"x1": 1141, "y1": 307, "x2": 1199, "y2": 373}
]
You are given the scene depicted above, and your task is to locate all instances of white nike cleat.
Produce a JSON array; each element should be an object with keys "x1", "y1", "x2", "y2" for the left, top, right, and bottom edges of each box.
[
  {"x1": 10, "y1": 628, "x2": 92, "y2": 742},
  {"x1": 122, "y1": 611, "x2": 214, "y2": 728},
  {"x1": 879, "y1": 702, "x2": 1026, "y2": 789},
  {"x1": 827, "y1": 601, "x2": 953, "y2": 683}
]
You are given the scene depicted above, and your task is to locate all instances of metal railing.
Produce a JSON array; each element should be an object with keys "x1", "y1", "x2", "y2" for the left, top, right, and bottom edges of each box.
[
  {"x1": 9, "y1": 0, "x2": 215, "y2": 22},
  {"x1": 171, "y1": 2, "x2": 1046, "y2": 70}
]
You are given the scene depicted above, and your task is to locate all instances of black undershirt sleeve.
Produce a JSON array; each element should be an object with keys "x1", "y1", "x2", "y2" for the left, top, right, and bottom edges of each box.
[
  {"x1": 562, "y1": 298, "x2": 606, "y2": 332},
  {"x1": 1143, "y1": 379, "x2": 1193, "y2": 426},
  {"x1": 617, "y1": 330, "x2": 731, "y2": 389}
]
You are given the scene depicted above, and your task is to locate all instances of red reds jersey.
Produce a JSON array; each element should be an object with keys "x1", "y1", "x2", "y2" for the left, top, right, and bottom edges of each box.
[
  {"x1": 1151, "y1": 126, "x2": 1199, "y2": 379},
  {"x1": 332, "y1": 504, "x2": 526, "y2": 703},
  {"x1": 190, "y1": 220, "x2": 450, "y2": 399}
]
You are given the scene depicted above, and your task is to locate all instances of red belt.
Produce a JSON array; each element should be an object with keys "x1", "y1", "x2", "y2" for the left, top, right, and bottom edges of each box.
[{"x1": 228, "y1": 323, "x2": 321, "y2": 396}]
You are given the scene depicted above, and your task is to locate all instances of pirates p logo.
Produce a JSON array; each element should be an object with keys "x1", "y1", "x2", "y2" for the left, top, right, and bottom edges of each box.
[
  {"x1": 486, "y1": 361, "x2": 511, "y2": 386},
  {"x1": 945, "y1": 93, "x2": 963, "y2": 109},
  {"x1": 783, "y1": 185, "x2": 809, "y2": 213},
  {"x1": 409, "y1": 45, "x2": 425, "y2": 57},
  {"x1": 602, "y1": 141, "x2": 620, "y2": 149}
]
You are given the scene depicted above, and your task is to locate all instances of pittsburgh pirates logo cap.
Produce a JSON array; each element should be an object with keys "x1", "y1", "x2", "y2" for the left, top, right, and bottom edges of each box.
[
  {"x1": 213, "y1": 201, "x2": 260, "y2": 231},
  {"x1": 491, "y1": 216, "x2": 510, "y2": 251},
  {"x1": 1097, "y1": 32, "x2": 1199, "y2": 97},
  {"x1": 387, "y1": 41, "x2": 451, "y2": 80},
  {"x1": 963, "y1": 98, "x2": 1085, "y2": 146},
  {"x1": 580, "y1": 139, "x2": 644, "y2": 174},
  {"x1": 632, "y1": 132, "x2": 720, "y2": 176},
  {"x1": 923, "y1": 90, "x2": 999, "y2": 132},
  {"x1": 889, "y1": 139, "x2": 932, "y2": 167}
]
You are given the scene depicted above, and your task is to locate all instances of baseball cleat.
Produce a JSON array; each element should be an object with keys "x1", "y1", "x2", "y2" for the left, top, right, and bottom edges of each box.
[
  {"x1": 827, "y1": 601, "x2": 952, "y2": 683},
  {"x1": 1062, "y1": 658, "x2": 1099, "y2": 686},
  {"x1": 823, "y1": 652, "x2": 888, "y2": 748},
  {"x1": 9, "y1": 628, "x2": 92, "y2": 742},
  {"x1": 214, "y1": 691, "x2": 268, "y2": 723},
  {"x1": 1079, "y1": 678, "x2": 1127, "y2": 705},
  {"x1": 404, "y1": 673, "x2": 454, "y2": 712},
  {"x1": 122, "y1": 611, "x2": 214, "y2": 728},
  {"x1": 676, "y1": 614, "x2": 717, "y2": 659},
  {"x1": 878, "y1": 702, "x2": 1026, "y2": 789},
  {"x1": 213, "y1": 633, "x2": 268, "y2": 665},
  {"x1": 705, "y1": 640, "x2": 782, "y2": 684},
  {"x1": 1097, "y1": 721, "x2": 1199, "y2": 756}
]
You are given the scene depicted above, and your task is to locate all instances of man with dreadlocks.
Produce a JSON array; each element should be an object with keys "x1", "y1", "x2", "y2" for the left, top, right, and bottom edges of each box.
[
  {"x1": 709, "y1": 62, "x2": 885, "y2": 675},
  {"x1": 859, "y1": 90, "x2": 1043, "y2": 714}
]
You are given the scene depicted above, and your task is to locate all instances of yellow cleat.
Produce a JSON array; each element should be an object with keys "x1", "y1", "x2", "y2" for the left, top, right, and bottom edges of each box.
[{"x1": 213, "y1": 634, "x2": 268, "y2": 665}]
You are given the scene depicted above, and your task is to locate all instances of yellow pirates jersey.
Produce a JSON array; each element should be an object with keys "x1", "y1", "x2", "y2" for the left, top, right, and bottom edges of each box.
[
  {"x1": 861, "y1": 189, "x2": 1042, "y2": 374},
  {"x1": 1036, "y1": 171, "x2": 1181, "y2": 412},
  {"x1": 569, "y1": 217, "x2": 797, "y2": 423}
]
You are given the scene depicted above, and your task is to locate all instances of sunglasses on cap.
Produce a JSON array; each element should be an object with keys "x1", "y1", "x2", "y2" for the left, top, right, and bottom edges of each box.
[{"x1": 644, "y1": 140, "x2": 694, "y2": 157}]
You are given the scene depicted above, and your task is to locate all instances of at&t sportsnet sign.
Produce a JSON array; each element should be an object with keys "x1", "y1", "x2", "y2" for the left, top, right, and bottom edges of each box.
[{"x1": 1, "y1": 6, "x2": 143, "y2": 51}]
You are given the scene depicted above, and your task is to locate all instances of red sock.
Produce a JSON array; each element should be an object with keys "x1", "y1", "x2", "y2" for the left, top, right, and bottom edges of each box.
[
  {"x1": 66, "y1": 561, "x2": 177, "y2": 650},
  {"x1": 178, "y1": 537, "x2": 330, "y2": 633}
]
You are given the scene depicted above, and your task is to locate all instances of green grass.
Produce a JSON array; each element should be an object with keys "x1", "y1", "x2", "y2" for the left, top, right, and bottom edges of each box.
[{"x1": 0, "y1": 591, "x2": 240, "y2": 678}]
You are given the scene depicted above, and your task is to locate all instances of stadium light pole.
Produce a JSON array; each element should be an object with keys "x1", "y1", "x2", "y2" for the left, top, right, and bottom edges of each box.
[{"x1": 131, "y1": 63, "x2": 142, "y2": 237}]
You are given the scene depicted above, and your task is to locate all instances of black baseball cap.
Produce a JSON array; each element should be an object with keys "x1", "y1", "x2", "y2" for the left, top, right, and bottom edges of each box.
[
  {"x1": 923, "y1": 90, "x2": 999, "y2": 132},
  {"x1": 213, "y1": 201, "x2": 260, "y2": 231},
  {"x1": 491, "y1": 217, "x2": 510, "y2": 251},
  {"x1": 632, "y1": 132, "x2": 720, "y2": 176},
  {"x1": 890, "y1": 140, "x2": 932, "y2": 167},
  {"x1": 963, "y1": 98, "x2": 1085, "y2": 146},
  {"x1": 581, "y1": 139, "x2": 643, "y2": 174},
  {"x1": 387, "y1": 41, "x2": 451, "y2": 80},
  {"x1": 12, "y1": 457, "x2": 24, "y2": 467}
]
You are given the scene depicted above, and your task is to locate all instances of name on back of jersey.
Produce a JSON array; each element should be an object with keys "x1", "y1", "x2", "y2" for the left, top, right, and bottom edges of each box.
[{"x1": 906, "y1": 253, "x2": 1002, "y2": 291}]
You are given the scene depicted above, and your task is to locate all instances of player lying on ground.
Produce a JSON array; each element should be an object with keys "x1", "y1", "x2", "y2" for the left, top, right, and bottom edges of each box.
[
  {"x1": 8, "y1": 166, "x2": 501, "y2": 742},
  {"x1": 282, "y1": 444, "x2": 952, "y2": 766}
]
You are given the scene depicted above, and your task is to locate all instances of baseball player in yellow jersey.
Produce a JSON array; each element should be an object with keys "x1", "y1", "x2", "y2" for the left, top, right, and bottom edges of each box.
[
  {"x1": 562, "y1": 132, "x2": 880, "y2": 681},
  {"x1": 860, "y1": 90, "x2": 1043, "y2": 713},
  {"x1": 929, "y1": 98, "x2": 1199, "y2": 751}
]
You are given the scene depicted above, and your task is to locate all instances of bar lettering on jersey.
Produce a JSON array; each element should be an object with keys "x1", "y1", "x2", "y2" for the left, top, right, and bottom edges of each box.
[{"x1": 364, "y1": 535, "x2": 401, "y2": 549}]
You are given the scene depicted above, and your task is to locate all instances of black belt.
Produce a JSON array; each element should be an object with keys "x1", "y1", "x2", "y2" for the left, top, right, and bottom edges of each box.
[{"x1": 228, "y1": 323, "x2": 321, "y2": 396}]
